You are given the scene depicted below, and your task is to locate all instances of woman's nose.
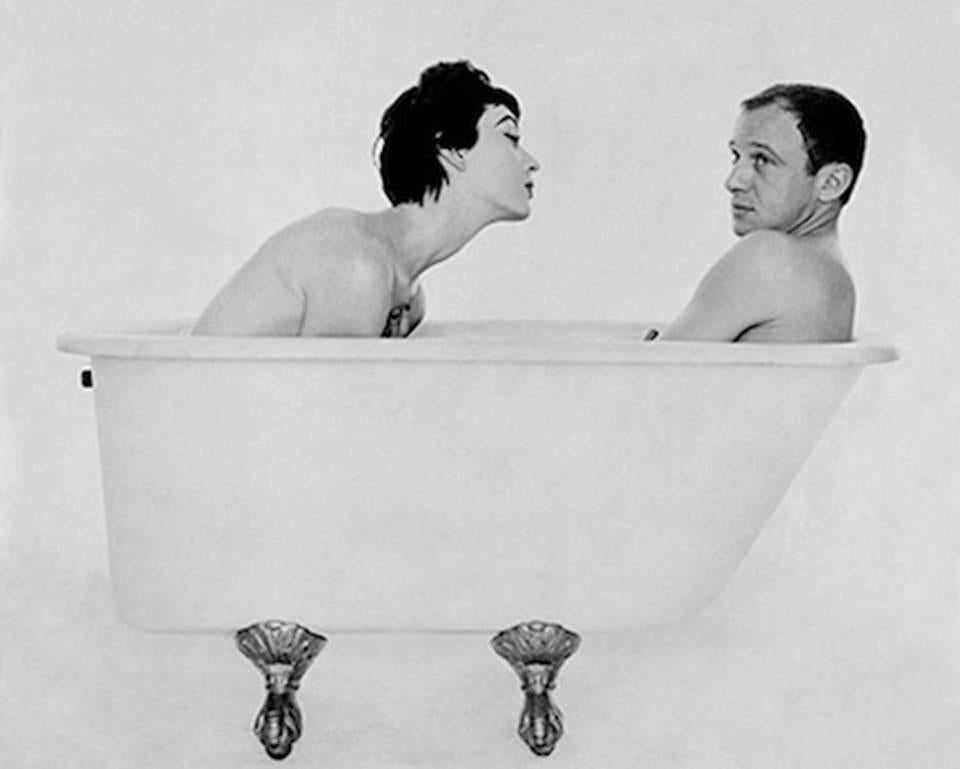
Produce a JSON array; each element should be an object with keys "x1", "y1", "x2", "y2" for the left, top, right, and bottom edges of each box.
[{"x1": 524, "y1": 148, "x2": 540, "y2": 173}]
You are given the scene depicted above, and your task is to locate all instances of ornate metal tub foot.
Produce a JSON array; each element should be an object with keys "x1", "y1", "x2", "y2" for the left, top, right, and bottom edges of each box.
[
  {"x1": 491, "y1": 620, "x2": 581, "y2": 756},
  {"x1": 235, "y1": 620, "x2": 327, "y2": 760}
]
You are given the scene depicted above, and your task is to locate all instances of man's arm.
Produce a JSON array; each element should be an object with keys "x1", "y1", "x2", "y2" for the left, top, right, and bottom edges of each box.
[{"x1": 657, "y1": 231, "x2": 791, "y2": 342}]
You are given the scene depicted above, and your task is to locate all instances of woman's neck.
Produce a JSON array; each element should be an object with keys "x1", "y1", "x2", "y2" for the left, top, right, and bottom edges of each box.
[{"x1": 376, "y1": 193, "x2": 486, "y2": 285}]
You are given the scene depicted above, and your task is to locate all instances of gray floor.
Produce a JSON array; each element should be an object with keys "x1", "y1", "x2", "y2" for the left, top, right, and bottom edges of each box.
[{"x1": 4, "y1": 495, "x2": 957, "y2": 769}]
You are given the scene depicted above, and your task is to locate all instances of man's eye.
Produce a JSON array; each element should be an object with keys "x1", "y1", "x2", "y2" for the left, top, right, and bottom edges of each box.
[
  {"x1": 752, "y1": 154, "x2": 770, "y2": 168},
  {"x1": 505, "y1": 134, "x2": 520, "y2": 146}
]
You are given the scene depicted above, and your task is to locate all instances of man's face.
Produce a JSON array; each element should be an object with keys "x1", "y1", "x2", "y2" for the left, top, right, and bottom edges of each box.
[{"x1": 725, "y1": 104, "x2": 819, "y2": 236}]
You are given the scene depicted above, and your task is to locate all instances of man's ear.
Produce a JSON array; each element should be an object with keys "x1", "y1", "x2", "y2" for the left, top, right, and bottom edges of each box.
[
  {"x1": 816, "y1": 162, "x2": 853, "y2": 203},
  {"x1": 438, "y1": 146, "x2": 467, "y2": 172}
]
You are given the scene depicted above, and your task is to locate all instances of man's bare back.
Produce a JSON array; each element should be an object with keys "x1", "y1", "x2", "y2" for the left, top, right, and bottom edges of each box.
[{"x1": 661, "y1": 230, "x2": 855, "y2": 342}]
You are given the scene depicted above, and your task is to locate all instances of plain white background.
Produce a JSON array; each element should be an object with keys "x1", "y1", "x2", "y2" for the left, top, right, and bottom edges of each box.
[{"x1": 2, "y1": 1, "x2": 959, "y2": 766}]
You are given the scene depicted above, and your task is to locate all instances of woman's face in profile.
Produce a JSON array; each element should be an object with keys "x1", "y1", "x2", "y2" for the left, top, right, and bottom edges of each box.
[{"x1": 460, "y1": 104, "x2": 540, "y2": 221}]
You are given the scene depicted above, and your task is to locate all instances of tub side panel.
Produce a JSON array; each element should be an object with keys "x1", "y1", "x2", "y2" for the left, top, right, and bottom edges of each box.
[{"x1": 89, "y1": 357, "x2": 860, "y2": 632}]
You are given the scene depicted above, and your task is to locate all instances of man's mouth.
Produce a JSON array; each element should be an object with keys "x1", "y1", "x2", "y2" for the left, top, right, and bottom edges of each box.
[{"x1": 525, "y1": 182, "x2": 535, "y2": 198}]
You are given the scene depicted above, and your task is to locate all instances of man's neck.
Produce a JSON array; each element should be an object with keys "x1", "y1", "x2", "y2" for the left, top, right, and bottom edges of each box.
[{"x1": 787, "y1": 202, "x2": 842, "y2": 240}]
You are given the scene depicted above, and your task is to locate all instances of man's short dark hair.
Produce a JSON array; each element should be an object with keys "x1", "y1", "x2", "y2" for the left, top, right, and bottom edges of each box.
[
  {"x1": 377, "y1": 60, "x2": 521, "y2": 206},
  {"x1": 742, "y1": 83, "x2": 866, "y2": 205}
]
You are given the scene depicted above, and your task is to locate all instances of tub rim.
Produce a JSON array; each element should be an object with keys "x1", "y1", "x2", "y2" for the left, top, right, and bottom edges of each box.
[{"x1": 56, "y1": 319, "x2": 899, "y2": 367}]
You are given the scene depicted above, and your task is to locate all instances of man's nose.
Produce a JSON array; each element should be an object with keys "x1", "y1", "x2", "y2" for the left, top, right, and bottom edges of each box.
[{"x1": 725, "y1": 161, "x2": 750, "y2": 192}]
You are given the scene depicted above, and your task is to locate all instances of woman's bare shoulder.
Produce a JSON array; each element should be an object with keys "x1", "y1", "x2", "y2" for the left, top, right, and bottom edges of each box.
[
  {"x1": 259, "y1": 209, "x2": 391, "y2": 280},
  {"x1": 267, "y1": 208, "x2": 379, "y2": 251}
]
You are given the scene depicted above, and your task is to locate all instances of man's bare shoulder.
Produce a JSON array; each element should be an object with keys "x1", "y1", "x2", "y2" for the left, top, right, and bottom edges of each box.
[
  {"x1": 689, "y1": 231, "x2": 791, "y2": 302},
  {"x1": 720, "y1": 230, "x2": 851, "y2": 293},
  {"x1": 718, "y1": 230, "x2": 796, "y2": 274}
]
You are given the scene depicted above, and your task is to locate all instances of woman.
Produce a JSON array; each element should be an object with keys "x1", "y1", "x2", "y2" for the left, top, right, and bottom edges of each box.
[{"x1": 192, "y1": 60, "x2": 540, "y2": 337}]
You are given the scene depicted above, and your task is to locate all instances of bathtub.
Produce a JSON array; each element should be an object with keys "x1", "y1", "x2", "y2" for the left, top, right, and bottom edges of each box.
[{"x1": 58, "y1": 319, "x2": 897, "y2": 758}]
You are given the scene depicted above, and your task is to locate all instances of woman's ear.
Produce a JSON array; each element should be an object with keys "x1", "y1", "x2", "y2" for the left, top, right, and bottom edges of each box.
[
  {"x1": 438, "y1": 146, "x2": 467, "y2": 172},
  {"x1": 816, "y1": 162, "x2": 853, "y2": 203}
]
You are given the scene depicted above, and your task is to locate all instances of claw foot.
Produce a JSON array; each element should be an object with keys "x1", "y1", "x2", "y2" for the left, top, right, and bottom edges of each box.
[
  {"x1": 235, "y1": 620, "x2": 327, "y2": 760},
  {"x1": 491, "y1": 620, "x2": 581, "y2": 756}
]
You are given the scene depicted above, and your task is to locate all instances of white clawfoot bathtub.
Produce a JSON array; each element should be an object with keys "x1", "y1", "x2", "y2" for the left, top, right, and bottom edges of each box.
[{"x1": 58, "y1": 319, "x2": 896, "y2": 758}]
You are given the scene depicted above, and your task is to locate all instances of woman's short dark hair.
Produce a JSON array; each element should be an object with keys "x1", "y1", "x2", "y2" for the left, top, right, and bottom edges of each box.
[
  {"x1": 742, "y1": 83, "x2": 867, "y2": 205},
  {"x1": 377, "y1": 60, "x2": 521, "y2": 205}
]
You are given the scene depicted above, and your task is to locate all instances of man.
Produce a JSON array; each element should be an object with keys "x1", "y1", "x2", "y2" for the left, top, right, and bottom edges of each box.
[{"x1": 657, "y1": 83, "x2": 867, "y2": 342}]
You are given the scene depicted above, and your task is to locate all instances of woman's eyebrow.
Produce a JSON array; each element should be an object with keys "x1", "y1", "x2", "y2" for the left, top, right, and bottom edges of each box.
[{"x1": 495, "y1": 114, "x2": 519, "y2": 129}]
